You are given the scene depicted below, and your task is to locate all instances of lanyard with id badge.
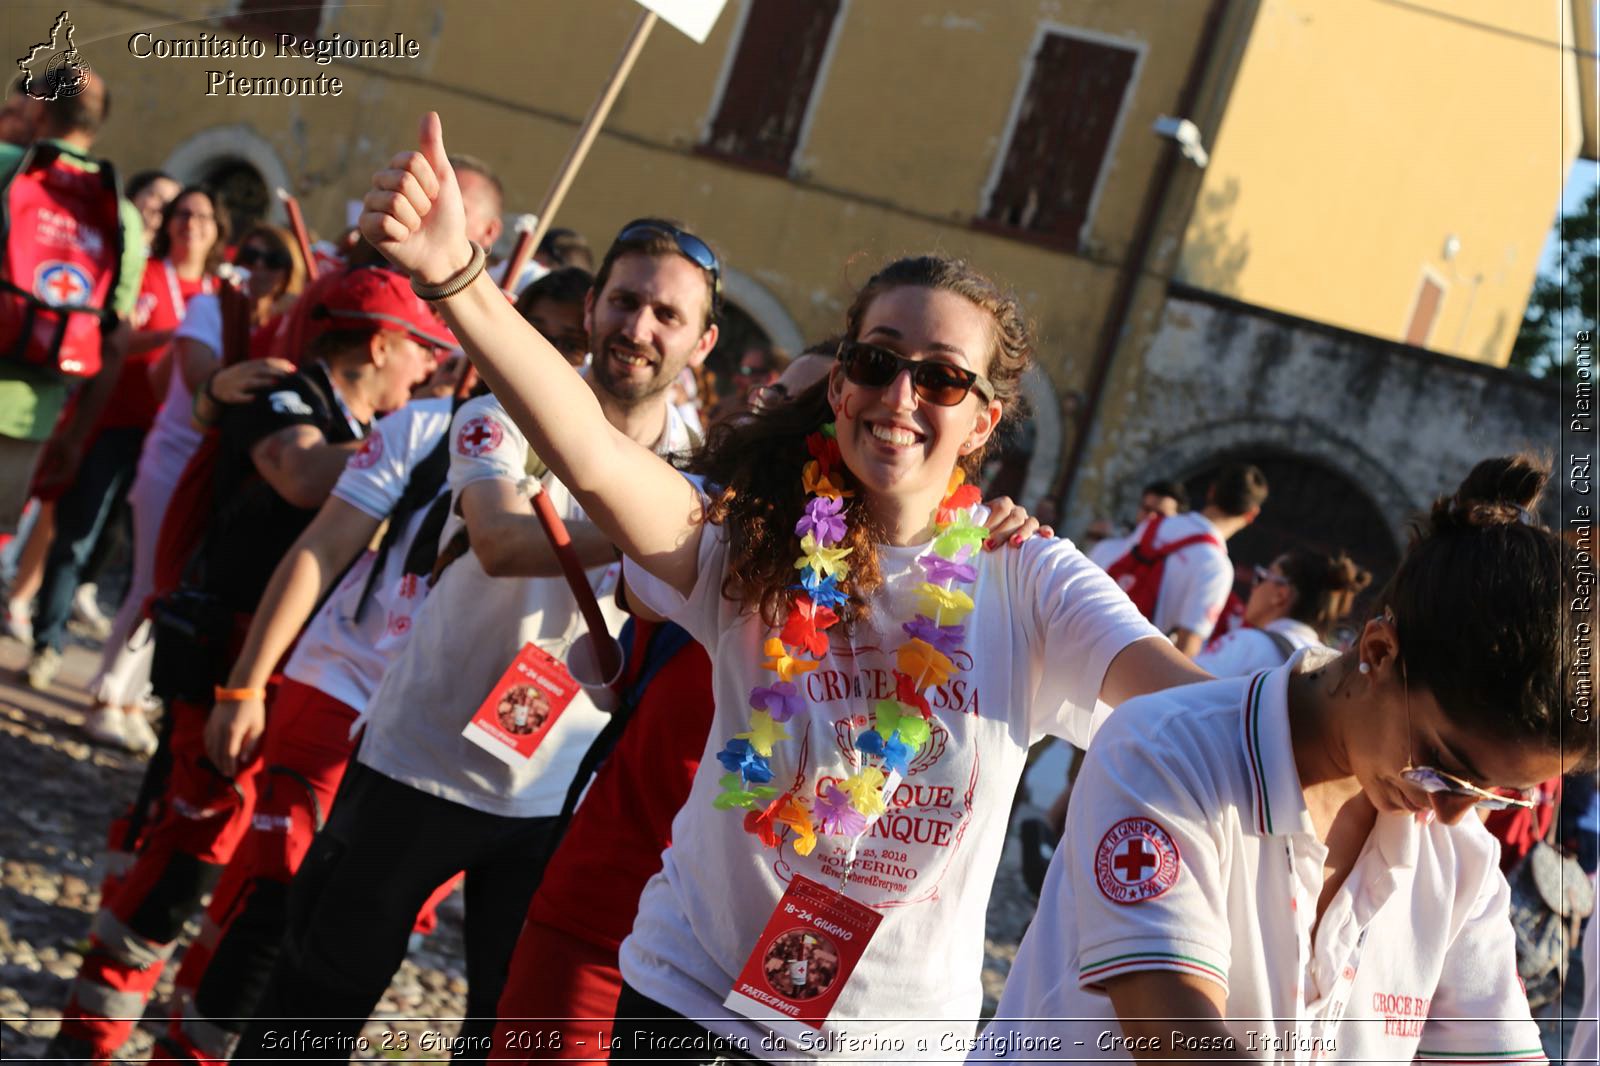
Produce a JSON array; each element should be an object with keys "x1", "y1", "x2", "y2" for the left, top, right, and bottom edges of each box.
[{"x1": 717, "y1": 432, "x2": 989, "y2": 1040}]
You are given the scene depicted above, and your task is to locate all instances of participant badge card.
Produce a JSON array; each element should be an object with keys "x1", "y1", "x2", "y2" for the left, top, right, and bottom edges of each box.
[
  {"x1": 461, "y1": 643, "x2": 579, "y2": 766},
  {"x1": 725, "y1": 875, "x2": 884, "y2": 1041}
]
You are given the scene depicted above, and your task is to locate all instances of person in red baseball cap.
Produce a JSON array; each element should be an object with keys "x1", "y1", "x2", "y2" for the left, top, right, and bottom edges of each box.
[{"x1": 48, "y1": 265, "x2": 444, "y2": 1063}]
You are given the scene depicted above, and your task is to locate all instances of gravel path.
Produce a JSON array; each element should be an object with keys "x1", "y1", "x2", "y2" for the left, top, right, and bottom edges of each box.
[{"x1": 0, "y1": 632, "x2": 1043, "y2": 1062}]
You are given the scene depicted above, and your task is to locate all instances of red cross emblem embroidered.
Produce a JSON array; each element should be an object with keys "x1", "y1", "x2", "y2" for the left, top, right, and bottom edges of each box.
[
  {"x1": 456, "y1": 415, "x2": 502, "y2": 457},
  {"x1": 34, "y1": 262, "x2": 91, "y2": 306},
  {"x1": 1095, "y1": 817, "x2": 1181, "y2": 904},
  {"x1": 348, "y1": 432, "x2": 384, "y2": 470}
]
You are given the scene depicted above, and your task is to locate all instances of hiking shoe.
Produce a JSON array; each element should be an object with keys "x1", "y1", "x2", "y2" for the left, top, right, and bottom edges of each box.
[
  {"x1": 26, "y1": 646, "x2": 62, "y2": 690},
  {"x1": 72, "y1": 583, "x2": 112, "y2": 640},
  {"x1": 122, "y1": 708, "x2": 160, "y2": 756},
  {"x1": 84, "y1": 705, "x2": 128, "y2": 747}
]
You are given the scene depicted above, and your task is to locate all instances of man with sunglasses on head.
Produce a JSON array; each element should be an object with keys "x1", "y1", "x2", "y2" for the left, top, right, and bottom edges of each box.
[{"x1": 233, "y1": 218, "x2": 720, "y2": 1059}]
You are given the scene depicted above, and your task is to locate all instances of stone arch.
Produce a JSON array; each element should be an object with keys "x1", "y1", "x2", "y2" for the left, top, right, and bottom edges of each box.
[
  {"x1": 163, "y1": 125, "x2": 294, "y2": 227},
  {"x1": 720, "y1": 266, "x2": 804, "y2": 355},
  {"x1": 1131, "y1": 416, "x2": 1416, "y2": 546}
]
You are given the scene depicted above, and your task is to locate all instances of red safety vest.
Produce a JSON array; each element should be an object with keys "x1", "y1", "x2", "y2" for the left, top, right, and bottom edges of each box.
[
  {"x1": 1103, "y1": 515, "x2": 1224, "y2": 623},
  {"x1": 0, "y1": 142, "x2": 123, "y2": 377}
]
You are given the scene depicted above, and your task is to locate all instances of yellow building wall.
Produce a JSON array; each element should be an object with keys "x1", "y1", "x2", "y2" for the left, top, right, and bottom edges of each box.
[
  {"x1": 6, "y1": 0, "x2": 1212, "y2": 401},
  {"x1": 1178, "y1": 0, "x2": 1584, "y2": 365}
]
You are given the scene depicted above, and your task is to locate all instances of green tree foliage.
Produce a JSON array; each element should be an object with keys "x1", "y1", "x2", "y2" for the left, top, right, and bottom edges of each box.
[{"x1": 1511, "y1": 186, "x2": 1598, "y2": 377}]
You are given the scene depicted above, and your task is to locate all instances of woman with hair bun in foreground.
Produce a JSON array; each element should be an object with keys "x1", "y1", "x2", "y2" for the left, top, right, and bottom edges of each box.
[{"x1": 976, "y1": 453, "x2": 1592, "y2": 1064}]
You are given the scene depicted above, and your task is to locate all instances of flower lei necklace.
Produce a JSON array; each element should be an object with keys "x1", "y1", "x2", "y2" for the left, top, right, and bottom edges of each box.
[{"x1": 711, "y1": 423, "x2": 986, "y2": 857}]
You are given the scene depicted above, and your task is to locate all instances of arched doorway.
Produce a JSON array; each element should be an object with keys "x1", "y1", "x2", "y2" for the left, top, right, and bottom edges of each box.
[
  {"x1": 165, "y1": 125, "x2": 294, "y2": 236},
  {"x1": 1180, "y1": 449, "x2": 1403, "y2": 623}
]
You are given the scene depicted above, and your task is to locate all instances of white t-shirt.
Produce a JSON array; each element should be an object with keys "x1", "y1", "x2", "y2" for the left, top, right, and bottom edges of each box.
[
  {"x1": 282, "y1": 398, "x2": 454, "y2": 713},
  {"x1": 620, "y1": 525, "x2": 1161, "y2": 1058},
  {"x1": 355, "y1": 393, "x2": 694, "y2": 818},
  {"x1": 978, "y1": 650, "x2": 1543, "y2": 1064},
  {"x1": 1089, "y1": 512, "x2": 1235, "y2": 641},
  {"x1": 135, "y1": 292, "x2": 221, "y2": 492},
  {"x1": 1193, "y1": 617, "x2": 1321, "y2": 677}
]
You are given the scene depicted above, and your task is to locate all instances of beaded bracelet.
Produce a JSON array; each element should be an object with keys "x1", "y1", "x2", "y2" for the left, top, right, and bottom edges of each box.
[{"x1": 410, "y1": 242, "x2": 486, "y2": 301}]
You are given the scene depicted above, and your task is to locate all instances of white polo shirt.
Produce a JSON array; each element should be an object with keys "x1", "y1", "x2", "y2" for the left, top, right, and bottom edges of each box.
[
  {"x1": 978, "y1": 650, "x2": 1544, "y2": 1064},
  {"x1": 1088, "y1": 512, "x2": 1235, "y2": 641},
  {"x1": 1572, "y1": 916, "x2": 1598, "y2": 1062}
]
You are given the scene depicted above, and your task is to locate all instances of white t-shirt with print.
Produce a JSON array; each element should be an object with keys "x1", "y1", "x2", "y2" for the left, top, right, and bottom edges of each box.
[
  {"x1": 1089, "y1": 512, "x2": 1235, "y2": 641},
  {"x1": 978, "y1": 650, "x2": 1543, "y2": 1064},
  {"x1": 282, "y1": 398, "x2": 453, "y2": 713},
  {"x1": 620, "y1": 525, "x2": 1161, "y2": 1059},
  {"x1": 1193, "y1": 617, "x2": 1321, "y2": 678},
  {"x1": 355, "y1": 393, "x2": 694, "y2": 818}
]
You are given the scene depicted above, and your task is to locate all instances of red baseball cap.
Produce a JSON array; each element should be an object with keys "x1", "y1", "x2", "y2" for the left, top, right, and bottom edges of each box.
[{"x1": 311, "y1": 266, "x2": 457, "y2": 349}]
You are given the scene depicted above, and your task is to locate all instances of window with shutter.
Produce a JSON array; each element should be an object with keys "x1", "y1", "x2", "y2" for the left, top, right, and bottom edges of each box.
[
  {"x1": 702, "y1": 0, "x2": 842, "y2": 173},
  {"x1": 981, "y1": 31, "x2": 1139, "y2": 250},
  {"x1": 226, "y1": 0, "x2": 324, "y2": 43}
]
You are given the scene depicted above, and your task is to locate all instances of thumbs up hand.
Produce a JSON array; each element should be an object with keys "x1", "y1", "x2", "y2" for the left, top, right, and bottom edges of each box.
[{"x1": 360, "y1": 112, "x2": 472, "y2": 285}]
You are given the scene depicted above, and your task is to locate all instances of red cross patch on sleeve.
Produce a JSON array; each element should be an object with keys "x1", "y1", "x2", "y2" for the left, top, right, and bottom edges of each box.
[
  {"x1": 455, "y1": 415, "x2": 504, "y2": 458},
  {"x1": 1095, "y1": 817, "x2": 1182, "y2": 904},
  {"x1": 348, "y1": 432, "x2": 384, "y2": 470}
]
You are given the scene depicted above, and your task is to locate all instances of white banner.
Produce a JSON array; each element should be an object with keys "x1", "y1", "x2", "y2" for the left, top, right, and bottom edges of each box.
[{"x1": 634, "y1": 0, "x2": 731, "y2": 44}]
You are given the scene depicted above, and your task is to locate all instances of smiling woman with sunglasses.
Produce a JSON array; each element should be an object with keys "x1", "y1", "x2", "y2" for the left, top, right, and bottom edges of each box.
[
  {"x1": 978, "y1": 453, "x2": 1594, "y2": 1064},
  {"x1": 358, "y1": 113, "x2": 1211, "y2": 1061}
]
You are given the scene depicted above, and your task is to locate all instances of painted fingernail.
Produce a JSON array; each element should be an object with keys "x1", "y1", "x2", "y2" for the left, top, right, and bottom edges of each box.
[
  {"x1": 985, "y1": 538, "x2": 997, "y2": 550},
  {"x1": 1011, "y1": 534, "x2": 1023, "y2": 546}
]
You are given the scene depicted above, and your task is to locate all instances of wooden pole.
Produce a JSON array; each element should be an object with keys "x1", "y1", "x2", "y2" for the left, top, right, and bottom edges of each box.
[
  {"x1": 276, "y1": 188, "x2": 320, "y2": 281},
  {"x1": 526, "y1": 10, "x2": 658, "y2": 253},
  {"x1": 499, "y1": 215, "x2": 538, "y2": 295}
]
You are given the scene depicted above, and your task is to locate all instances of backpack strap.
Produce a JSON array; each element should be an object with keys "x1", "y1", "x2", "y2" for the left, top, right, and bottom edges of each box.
[
  {"x1": 1258, "y1": 627, "x2": 1298, "y2": 664},
  {"x1": 537, "y1": 620, "x2": 696, "y2": 866}
]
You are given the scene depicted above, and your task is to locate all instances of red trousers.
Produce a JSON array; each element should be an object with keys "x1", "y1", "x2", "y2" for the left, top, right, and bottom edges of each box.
[
  {"x1": 490, "y1": 923, "x2": 623, "y2": 1064},
  {"x1": 153, "y1": 678, "x2": 458, "y2": 1065},
  {"x1": 59, "y1": 696, "x2": 262, "y2": 1060}
]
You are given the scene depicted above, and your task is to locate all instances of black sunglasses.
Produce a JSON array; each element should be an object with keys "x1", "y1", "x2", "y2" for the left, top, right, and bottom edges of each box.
[
  {"x1": 236, "y1": 246, "x2": 291, "y2": 271},
  {"x1": 836, "y1": 340, "x2": 995, "y2": 407},
  {"x1": 615, "y1": 220, "x2": 721, "y2": 316}
]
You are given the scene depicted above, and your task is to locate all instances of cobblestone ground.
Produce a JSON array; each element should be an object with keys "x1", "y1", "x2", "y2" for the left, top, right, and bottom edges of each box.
[{"x1": 0, "y1": 630, "x2": 1042, "y2": 1062}]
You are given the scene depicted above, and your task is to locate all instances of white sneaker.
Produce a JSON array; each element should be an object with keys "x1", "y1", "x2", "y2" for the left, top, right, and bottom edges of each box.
[
  {"x1": 121, "y1": 709, "x2": 159, "y2": 756},
  {"x1": 72, "y1": 584, "x2": 112, "y2": 640},
  {"x1": 26, "y1": 646, "x2": 61, "y2": 690},
  {"x1": 84, "y1": 705, "x2": 127, "y2": 747},
  {"x1": 2, "y1": 598, "x2": 32, "y2": 645}
]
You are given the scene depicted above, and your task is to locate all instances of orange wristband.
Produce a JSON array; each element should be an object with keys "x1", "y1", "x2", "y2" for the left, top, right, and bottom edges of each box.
[{"x1": 214, "y1": 685, "x2": 266, "y2": 702}]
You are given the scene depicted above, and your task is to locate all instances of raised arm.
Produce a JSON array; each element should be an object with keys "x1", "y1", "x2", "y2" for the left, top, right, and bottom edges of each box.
[{"x1": 359, "y1": 113, "x2": 704, "y2": 596}]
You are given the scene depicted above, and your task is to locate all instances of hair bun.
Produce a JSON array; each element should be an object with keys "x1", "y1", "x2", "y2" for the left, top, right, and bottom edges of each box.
[
  {"x1": 1429, "y1": 454, "x2": 1550, "y2": 533},
  {"x1": 1326, "y1": 553, "x2": 1372, "y2": 595}
]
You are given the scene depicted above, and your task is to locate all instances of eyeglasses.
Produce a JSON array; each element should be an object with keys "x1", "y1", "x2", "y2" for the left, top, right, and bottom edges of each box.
[
  {"x1": 236, "y1": 246, "x2": 291, "y2": 271},
  {"x1": 1396, "y1": 629, "x2": 1537, "y2": 812},
  {"x1": 173, "y1": 210, "x2": 216, "y2": 224},
  {"x1": 1252, "y1": 565, "x2": 1290, "y2": 588},
  {"x1": 836, "y1": 340, "x2": 996, "y2": 407},
  {"x1": 614, "y1": 220, "x2": 721, "y2": 316},
  {"x1": 1399, "y1": 767, "x2": 1537, "y2": 811}
]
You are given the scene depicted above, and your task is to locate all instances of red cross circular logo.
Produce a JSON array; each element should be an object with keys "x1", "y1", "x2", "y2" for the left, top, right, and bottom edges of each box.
[
  {"x1": 1095, "y1": 817, "x2": 1181, "y2": 904},
  {"x1": 34, "y1": 262, "x2": 91, "y2": 307},
  {"x1": 456, "y1": 415, "x2": 503, "y2": 457},
  {"x1": 348, "y1": 432, "x2": 383, "y2": 470}
]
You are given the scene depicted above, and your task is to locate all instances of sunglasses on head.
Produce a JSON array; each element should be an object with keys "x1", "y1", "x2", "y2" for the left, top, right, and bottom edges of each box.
[
  {"x1": 1252, "y1": 565, "x2": 1290, "y2": 588},
  {"x1": 836, "y1": 340, "x2": 995, "y2": 407},
  {"x1": 236, "y1": 246, "x2": 291, "y2": 271},
  {"x1": 614, "y1": 220, "x2": 721, "y2": 314}
]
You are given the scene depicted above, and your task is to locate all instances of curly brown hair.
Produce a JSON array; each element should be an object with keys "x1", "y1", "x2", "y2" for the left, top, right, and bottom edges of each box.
[{"x1": 689, "y1": 255, "x2": 1033, "y2": 628}]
